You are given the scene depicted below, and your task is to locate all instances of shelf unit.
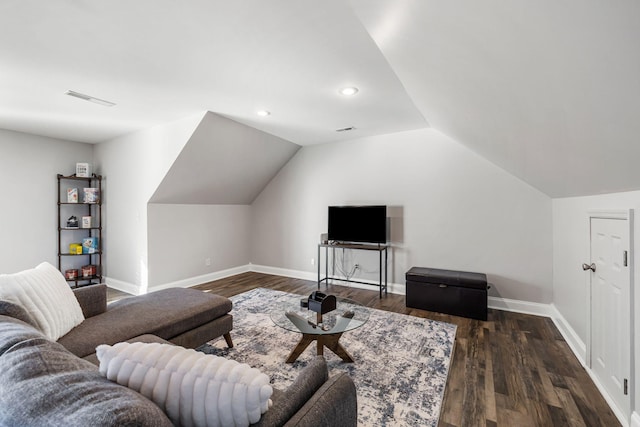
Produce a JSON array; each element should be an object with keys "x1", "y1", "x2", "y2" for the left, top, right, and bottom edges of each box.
[
  {"x1": 317, "y1": 242, "x2": 388, "y2": 298},
  {"x1": 57, "y1": 174, "x2": 102, "y2": 287}
]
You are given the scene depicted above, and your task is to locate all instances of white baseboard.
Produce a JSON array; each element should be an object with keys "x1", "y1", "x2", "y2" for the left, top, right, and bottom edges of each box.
[
  {"x1": 249, "y1": 264, "x2": 316, "y2": 282},
  {"x1": 487, "y1": 296, "x2": 553, "y2": 316},
  {"x1": 103, "y1": 276, "x2": 141, "y2": 296},
  {"x1": 488, "y1": 298, "x2": 630, "y2": 425},
  {"x1": 584, "y1": 365, "x2": 630, "y2": 426},
  {"x1": 487, "y1": 297, "x2": 588, "y2": 367},
  {"x1": 104, "y1": 264, "x2": 251, "y2": 296},
  {"x1": 548, "y1": 303, "x2": 587, "y2": 366},
  {"x1": 148, "y1": 265, "x2": 251, "y2": 292},
  {"x1": 249, "y1": 264, "x2": 406, "y2": 294}
]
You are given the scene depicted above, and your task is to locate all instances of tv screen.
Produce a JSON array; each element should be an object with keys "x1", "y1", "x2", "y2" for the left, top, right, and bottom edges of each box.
[{"x1": 328, "y1": 205, "x2": 387, "y2": 244}]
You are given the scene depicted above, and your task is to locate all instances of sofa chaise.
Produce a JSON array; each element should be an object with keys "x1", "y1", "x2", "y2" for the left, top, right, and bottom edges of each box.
[{"x1": 60, "y1": 283, "x2": 234, "y2": 363}]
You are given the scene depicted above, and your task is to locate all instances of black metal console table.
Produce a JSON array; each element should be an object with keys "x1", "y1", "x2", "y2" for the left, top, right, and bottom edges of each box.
[{"x1": 317, "y1": 242, "x2": 388, "y2": 298}]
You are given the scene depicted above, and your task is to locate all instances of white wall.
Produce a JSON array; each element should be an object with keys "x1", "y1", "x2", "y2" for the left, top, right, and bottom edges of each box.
[
  {"x1": 250, "y1": 128, "x2": 553, "y2": 303},
  {"x1": 93, "y1": 113, "x2": 204, "y2": 293},
  {"x1": 147, "y1": 204, "x2": 251, "y2": 287},
  {"x1": 552, "y1": 191, "x2": 640, "y2": 415},
  {"x1": 0, "y1": 128, "x2": 93, "y2": 273}
]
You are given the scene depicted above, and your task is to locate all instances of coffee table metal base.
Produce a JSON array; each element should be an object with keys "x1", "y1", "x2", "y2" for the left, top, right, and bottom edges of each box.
[{"x1": 286, "y1": 332, "x2": 354, "y2": 363}]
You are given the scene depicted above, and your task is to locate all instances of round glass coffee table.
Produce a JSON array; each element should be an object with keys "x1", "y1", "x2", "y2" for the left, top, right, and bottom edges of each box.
[{"x1": 271, "y1": 295, "x2": 370, "y2": 363}]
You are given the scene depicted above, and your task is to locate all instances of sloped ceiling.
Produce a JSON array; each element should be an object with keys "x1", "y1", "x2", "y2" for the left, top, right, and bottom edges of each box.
[
  {"x1": 349, "y1": 0, "x2": 640, "y2": 197},
  {"x1": 149, "y1": 112, "x2": 300, "y2": 204},
  {"x1": 1, "y1": 1, "x2": 639, "y2": 197}
]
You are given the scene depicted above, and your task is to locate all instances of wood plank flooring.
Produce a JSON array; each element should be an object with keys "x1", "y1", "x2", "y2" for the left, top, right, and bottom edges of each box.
[{"x1": 109, "y1": 272, "x2": 621, "y2": 427}]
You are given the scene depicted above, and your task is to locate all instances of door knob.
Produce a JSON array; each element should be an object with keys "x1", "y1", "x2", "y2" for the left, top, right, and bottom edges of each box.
[{"x1": 582, "y1": 263, "x2": 596, "y2": 272}]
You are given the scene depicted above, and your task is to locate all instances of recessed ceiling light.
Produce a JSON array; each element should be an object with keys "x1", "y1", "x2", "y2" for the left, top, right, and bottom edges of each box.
[
  {"x1": 257, "y1": 110, "x2": 271, "y2": 117},
  {"x1": 339, "y1": 87, "x2": 359, "y2": 96},
  {"x1": 65, "y1": 90, "x2": 116, "y2": 107}
]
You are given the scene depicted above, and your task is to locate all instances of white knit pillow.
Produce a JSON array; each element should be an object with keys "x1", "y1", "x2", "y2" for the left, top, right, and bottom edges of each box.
[
  {"x1": 96, "y1": 342, "x2": 273, "y2": 427},
  {"x1": 0, "y1": 262, "x2": 84, "y2": 340}
]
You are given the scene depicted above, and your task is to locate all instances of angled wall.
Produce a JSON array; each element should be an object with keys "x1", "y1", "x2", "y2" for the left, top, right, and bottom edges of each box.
[{"x1": 250, "y1": 128, "x2": 553, "y2": 303}]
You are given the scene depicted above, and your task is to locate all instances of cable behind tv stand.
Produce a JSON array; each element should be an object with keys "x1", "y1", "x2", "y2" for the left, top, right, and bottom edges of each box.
[{"x1": 317, "y1": 242, "x2": 388, "y2": 298}]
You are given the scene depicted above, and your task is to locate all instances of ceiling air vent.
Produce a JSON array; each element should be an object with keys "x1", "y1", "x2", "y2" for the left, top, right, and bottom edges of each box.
[{"x1": 65, "y1": 90, "x2": 116, "y2": 107}]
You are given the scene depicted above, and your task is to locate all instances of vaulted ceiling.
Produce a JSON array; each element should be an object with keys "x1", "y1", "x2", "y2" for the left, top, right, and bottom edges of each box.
[
  {"x1": 1, "y1": 1, "x2": 638, "y2": 197},
  {"x1": 149, "y1": 112, "x2": 300, "y2": 205}
]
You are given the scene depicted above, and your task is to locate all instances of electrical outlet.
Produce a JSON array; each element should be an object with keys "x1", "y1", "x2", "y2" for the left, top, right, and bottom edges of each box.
[
  {"x1": 205, "y1": 258, "x2": 211, "y2": 266},
  {"x1": 355, "y1": 263, "x2": 360, "y2": 269},
  {"x1": 311, "y1": 258, "x2": 315, "y2": 266}
]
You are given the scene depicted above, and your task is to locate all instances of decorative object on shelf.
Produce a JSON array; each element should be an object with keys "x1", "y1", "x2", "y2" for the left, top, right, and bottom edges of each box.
[
  {"x1": 69, "y1": 243, "x2": 82, "y2": 255},
  {"x1": 83, "y1": 188, "x2": 100, "y2": 204},
  {"x1": 65, "y1": 269, "x2": 78, "y2": 279},
  {"x1": 82, "y1": 237, "x2": 99, "y2": 254},
  {"x1": 67, "y1": 188, "x2": 78, "y2": 203},
  {"x1": 66, "y1": 215, "x2": 79, "y2": 228},
  {"x1": 81, "y1": 216, "x2": 92, "y2": 228},
  {"x1": 81, "y1": 265, "x2": 97, "y2": 278},
  {"x1": 75, "y1": 163, "x2": 92, "y2": 178}
]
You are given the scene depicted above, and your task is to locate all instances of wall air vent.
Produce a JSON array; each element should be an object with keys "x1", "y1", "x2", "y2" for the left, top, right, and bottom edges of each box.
[
  {"x1": 65, "y1": 90, "x2": 116, "y2": 107},
  {"x1": 336, "y1": 126, "x2": 356, "y2": 132}
]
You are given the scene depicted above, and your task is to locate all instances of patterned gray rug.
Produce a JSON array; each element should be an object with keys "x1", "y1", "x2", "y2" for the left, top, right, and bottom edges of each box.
[{"x1": 198, "y1": 288, "x2": 457, "y2": 426}]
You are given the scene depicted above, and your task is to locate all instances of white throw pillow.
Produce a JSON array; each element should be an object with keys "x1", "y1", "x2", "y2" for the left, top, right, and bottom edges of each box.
[
  {"x1": 96, "y1": 342, "x2": 273, "y2": 427},
  {"x1": 0, "y1": 262, "x2": 85, "y2": 340}
]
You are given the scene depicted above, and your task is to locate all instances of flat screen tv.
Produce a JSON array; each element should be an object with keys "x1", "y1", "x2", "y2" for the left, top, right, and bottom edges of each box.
[{"x1": 328, "y1": 205, "x2": 387, "y2": 244}]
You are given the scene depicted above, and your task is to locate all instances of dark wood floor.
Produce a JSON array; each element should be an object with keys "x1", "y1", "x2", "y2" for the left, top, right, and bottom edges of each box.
[{"x1": 109, "y1": 272, "x2": 620, "y2": 427}]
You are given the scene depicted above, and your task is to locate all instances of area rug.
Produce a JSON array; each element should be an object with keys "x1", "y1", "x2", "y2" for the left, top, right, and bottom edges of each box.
[{"x1": 198, "y1": 288, "x2": 457, "y2": 426}]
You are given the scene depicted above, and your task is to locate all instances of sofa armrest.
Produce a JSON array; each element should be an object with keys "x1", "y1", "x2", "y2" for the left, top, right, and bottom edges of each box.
[
  {"x1": 284, "y1": 372, "x2": 357, "y2": 427},
  {"x1": 252, "y1": 357, "x2": 329, "y2": 427},
  {"x1": 72, "y1": 284, "x2": 107, "y2": 318}
]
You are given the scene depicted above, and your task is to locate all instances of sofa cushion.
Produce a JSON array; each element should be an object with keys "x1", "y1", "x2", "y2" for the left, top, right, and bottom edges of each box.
[
  {"x1": 253, "y1": 356, "x2": 329, "y2": 427},
  {"x1": 97, "y1": 341, "x2": 273, "y2": 427},
  {"x1": 59, "y1": 287, "x2": 232, "y2": 357},
  {"x1": 0, "y1": 317, "x2": 172, "y2": 427},
  {"x1": 0, "y1": 300, "x2": 38, "y2": 328},
  {"x1": 0, "y1": 262, "x2": 84, "y2": 340}
]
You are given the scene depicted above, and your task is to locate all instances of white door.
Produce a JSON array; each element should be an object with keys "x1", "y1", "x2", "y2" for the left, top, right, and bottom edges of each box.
[{"x1": 589, "y1": 216, "x2": 631, "y2": 419}]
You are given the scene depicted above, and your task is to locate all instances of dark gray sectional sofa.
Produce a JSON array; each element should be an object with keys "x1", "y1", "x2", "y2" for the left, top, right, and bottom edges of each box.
[
  {"x1": 0, "y1": 284, "x2": 357, "y2": 426},
  {"x1": 59, "y1": 284, "x2": 234, "y2": 363}
]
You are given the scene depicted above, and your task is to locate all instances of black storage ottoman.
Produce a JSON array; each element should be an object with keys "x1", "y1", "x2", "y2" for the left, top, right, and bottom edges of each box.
[{"x1": 405, "y1": 267, "x2": 488, "y2": 321}]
